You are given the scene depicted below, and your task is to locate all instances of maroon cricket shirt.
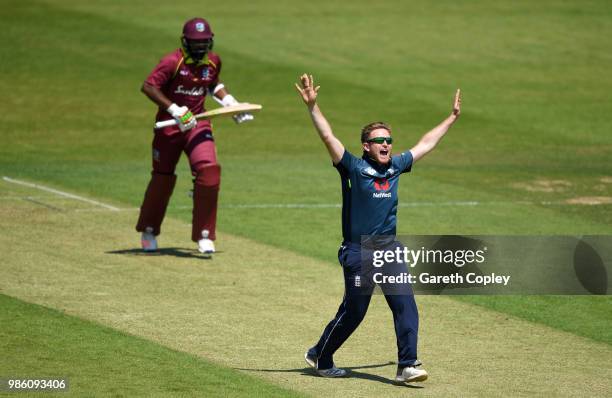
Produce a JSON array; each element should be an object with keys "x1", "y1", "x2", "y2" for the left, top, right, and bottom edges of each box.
[{"x1": 145, "y1": 48, "x2": 221, "y2": 128}]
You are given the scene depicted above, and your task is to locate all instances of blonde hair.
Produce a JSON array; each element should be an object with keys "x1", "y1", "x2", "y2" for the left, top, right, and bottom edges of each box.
[{"x1": 360, "y1": 121, "x2": 391, "y2": 143}]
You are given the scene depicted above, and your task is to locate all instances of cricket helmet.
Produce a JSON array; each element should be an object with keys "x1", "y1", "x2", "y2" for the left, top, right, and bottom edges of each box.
[{"x1": 181, "y1": 17, "x2": 214, "y2": 62}]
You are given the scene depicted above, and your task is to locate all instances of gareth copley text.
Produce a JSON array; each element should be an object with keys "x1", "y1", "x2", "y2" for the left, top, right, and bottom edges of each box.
[{"x1": 373, "y1": 272, "x2": 511, "y2": 287}]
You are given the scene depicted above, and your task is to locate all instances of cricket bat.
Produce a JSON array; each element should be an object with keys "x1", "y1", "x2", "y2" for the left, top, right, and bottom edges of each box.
[{"x1": 154, "y1": 103, "x2": 262, "y2": 129}]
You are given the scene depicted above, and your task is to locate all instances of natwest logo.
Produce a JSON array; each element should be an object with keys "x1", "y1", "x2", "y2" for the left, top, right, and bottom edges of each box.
[
  {"x1": 373, "y1": 192, "x2": 392, "y2": 198},
  {"x1": 175, "y1": 85, "x2": 205, "y2": 96}
]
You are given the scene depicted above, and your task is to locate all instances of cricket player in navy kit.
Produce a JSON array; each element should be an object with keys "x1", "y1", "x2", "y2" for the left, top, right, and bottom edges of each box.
[{"x1": 295, "y1": 74, "x2": 461, "y2": 383}]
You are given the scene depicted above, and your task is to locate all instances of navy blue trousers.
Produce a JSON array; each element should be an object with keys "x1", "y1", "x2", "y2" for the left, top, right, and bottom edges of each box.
[{"x1": 309, "y1": 242, "x2": 419, "y2": 370}]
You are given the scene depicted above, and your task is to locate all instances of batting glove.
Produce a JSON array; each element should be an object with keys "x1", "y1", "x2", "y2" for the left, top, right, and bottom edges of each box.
[
  {"x1": 219, "y1": 95, "x2": 254, "y2": 124},
  {"x1": 219, "y1": 94, "x2": 239, "y2": 107},
  {"x1": 167, "y1": 103, "x2": 197, "y2": 132},
  {"x1": 232, "y1": 112, "x2": 254, "y2": 124}
]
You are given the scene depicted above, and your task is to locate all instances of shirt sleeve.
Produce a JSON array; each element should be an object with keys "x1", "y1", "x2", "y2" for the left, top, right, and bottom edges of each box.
[
  {"x1": 394, "y1": 151, "x2": 414, "y2": 174},
  {"x1": 145, "y1": 53, "x2": 179, "y2": 89},
  {"x1": 334, "y1": 149, "x2": 359, "y2": 175}
]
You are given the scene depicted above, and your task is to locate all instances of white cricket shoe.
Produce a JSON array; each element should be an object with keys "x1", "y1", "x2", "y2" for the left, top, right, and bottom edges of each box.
[
  {"x1": 305, "y1": 350, "x2": 346, "y2": 377},
  {"x1": 197, "y1": 230, "x2": 215, "y2": 257},
  {"x1": 316, "y1": 366, "x2": 347, "y2": 378},
  {"x1": 141, "y1": 227, "x2": 158, "y2": 252},
  {"x1": 395, "y1": 364, "x2": 428, "y2": 383}
]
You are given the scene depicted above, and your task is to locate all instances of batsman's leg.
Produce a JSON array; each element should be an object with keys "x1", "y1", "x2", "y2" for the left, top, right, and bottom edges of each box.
[
  {"x1": 192, "y1": 163, "x2": 220, "y2": 242},
  {"x1": 135, "y1": 132, "x2": 183, "y2": 241},
  {"x1": 136, "y1": 172, "x2": 177, "y2": 236},
  {"x1": 186, "y1": 127, "x2": 219, "y2": 246}
]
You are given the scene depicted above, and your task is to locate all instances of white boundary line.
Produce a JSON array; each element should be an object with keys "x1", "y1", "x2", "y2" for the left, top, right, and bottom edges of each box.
[
  {"x1": 2, "y1": 176, "x2": 610, "y2": 212},
  {"x1": 71, "y1": 200, "x2": 611, "y2": 212},
  {"x1": 218, "y1": 202, "x2": 477, "y2": 209},
  {"x1": 218, "y1": 200, "x2": 609, "y2": 208},
  {"x1": 2, "y1": 176, "x2": 120, "y2": 211}
]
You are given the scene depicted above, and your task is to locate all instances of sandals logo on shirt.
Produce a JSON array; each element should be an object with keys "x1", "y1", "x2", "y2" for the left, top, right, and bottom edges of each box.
[{"x1": 175, "y1": 85, "x2": 205, "y2": 96}]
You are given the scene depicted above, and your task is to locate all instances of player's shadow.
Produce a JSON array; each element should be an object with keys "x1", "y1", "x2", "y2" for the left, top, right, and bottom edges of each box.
[
  {"x1": 106, "y1": 247, "x2": 220, "y2": 259},
  {"x1": 234, "y1": 361, "x2": 423, "y2": 388}
]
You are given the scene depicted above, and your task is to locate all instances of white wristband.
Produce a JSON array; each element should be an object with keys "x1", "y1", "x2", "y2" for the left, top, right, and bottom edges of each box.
[
  {"x1": 220, "y1": 94, "x2": 239, "y2": 107},
  {"x1": 212, "y1": 83, "x2": 225, "y2": 94}
]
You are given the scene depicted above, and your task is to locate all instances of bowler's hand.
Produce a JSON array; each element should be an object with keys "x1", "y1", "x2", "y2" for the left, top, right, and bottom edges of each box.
[
  {"x1": 295, "y1": 74, "x2": 320, "y2": 108},
  {"x1": 452, "y1": 89, "x2": 461, "y2": 118}
]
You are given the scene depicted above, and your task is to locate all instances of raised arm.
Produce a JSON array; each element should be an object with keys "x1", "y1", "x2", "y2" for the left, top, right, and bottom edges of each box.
[
  {"x1": 409, "y1": 89, "x2": 462, "y2": 162},
  {"x1": 295, "y1": 74, "x2": 345, "y2": 165}
]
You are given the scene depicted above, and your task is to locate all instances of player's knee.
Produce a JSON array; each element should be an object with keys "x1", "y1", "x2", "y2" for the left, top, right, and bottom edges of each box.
[
  {"x1": 152, "y1": 161, "x2": 176, "y2": 174},
  {"x1": 150, "y1": 171, "x2": 177, "y2": 186},
  {"x1": 345, "y1": 301, "x2": 369, "y2": 323},
  {"x1": 394, "y1": 297, "x2": 419, "y2": 317},
  {"x1": 151, "y1": 170, "x2": 175, "y2": 177},
  {"x1": 194, "y1": 163, "x2": 221, "y2": 187}
]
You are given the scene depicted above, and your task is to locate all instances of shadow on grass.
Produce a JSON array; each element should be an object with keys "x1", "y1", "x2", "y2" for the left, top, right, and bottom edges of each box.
[
  {"x1": 235, "y1": 361, "x2": 424, "y2": 388},
  {"x1": 106, "y1": 247, "x2": 223, "y2": 260}
]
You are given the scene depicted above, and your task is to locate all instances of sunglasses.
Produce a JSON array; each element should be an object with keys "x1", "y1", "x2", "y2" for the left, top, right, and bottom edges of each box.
[{"x1": 367, "y1": 136, "x2": 393, "y2": 144}]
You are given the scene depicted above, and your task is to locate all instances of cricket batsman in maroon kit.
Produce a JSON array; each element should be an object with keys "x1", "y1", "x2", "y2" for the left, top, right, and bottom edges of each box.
[{"x1": 136, "y1": 17, "x2": 254, "y2": 256}]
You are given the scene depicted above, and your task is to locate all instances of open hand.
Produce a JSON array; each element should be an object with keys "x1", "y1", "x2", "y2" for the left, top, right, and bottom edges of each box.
[{"x1": 295, "y1": 74, "x2": 320, "y2": 107}]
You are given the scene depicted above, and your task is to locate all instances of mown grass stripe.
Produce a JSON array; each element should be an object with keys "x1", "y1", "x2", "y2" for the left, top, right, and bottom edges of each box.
[{"x1": 0, "y1": 294, "x2": 305, "y2": 398}]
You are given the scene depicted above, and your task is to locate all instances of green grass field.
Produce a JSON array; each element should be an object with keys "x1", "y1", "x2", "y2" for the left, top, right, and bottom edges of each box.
[{"x1": 1, "y1": 0, "x2": 611, "y2": 396}]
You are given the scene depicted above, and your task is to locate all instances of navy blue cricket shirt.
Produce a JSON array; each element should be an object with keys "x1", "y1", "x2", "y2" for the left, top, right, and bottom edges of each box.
[{"x1": 335, "y1": 149, "x2": 413, "y2": 244}]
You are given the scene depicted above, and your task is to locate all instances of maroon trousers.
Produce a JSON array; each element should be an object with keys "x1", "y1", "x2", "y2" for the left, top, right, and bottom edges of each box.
[{"x1": 136, "y1": 122, "x2": 220, "y2": 241}]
